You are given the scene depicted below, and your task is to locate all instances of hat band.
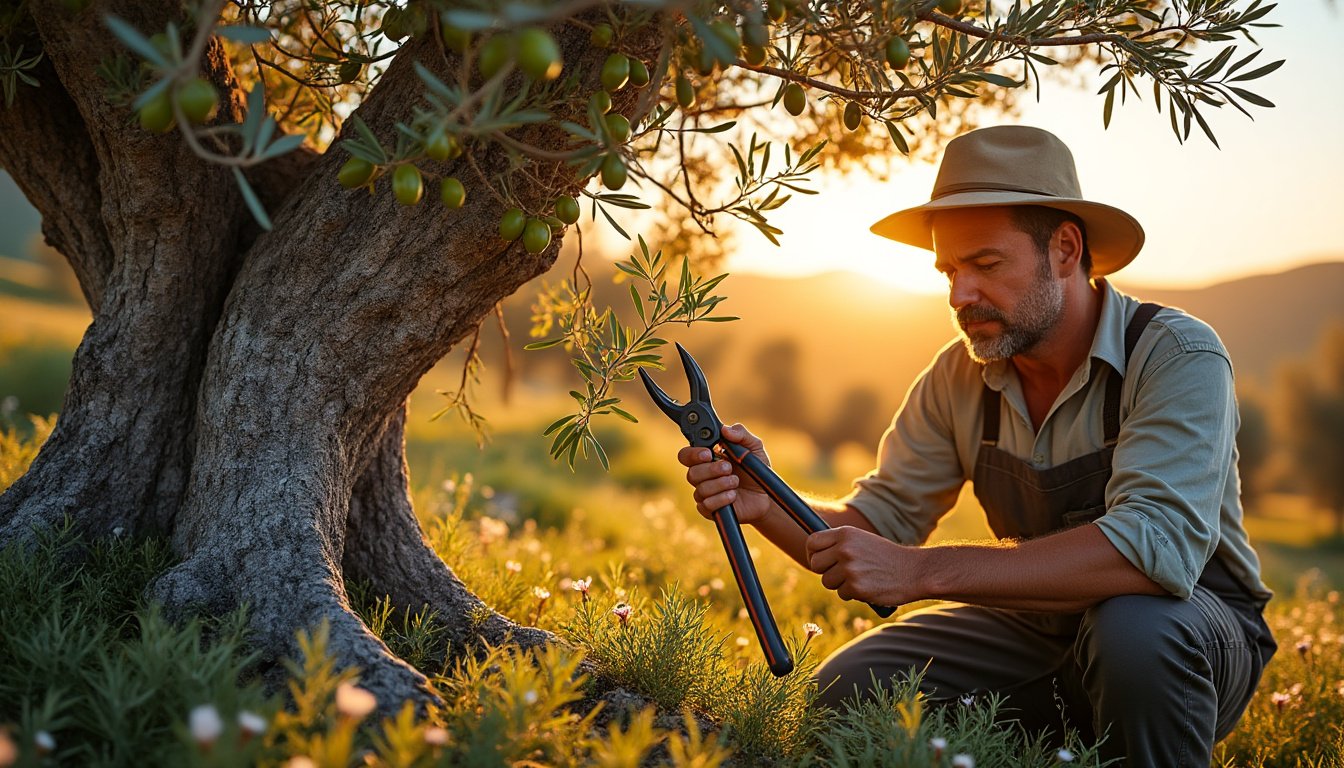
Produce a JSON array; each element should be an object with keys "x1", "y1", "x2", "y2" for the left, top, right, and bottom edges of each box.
[{"x1": 931, "y1": 181, "x2": 1066, "y2": 200}]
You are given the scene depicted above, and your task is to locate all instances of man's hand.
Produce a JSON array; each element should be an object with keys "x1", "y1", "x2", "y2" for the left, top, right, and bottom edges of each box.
[
  {"x1": 805, "y1": 526, "x2": 918, "y2": 607},
  {"x1": 678, "y1": 423, "x2": 773, "y2": 525}
]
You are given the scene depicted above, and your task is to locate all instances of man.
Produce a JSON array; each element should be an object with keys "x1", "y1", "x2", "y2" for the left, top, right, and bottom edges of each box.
[{"x1": 679, "y1": 125, "x2": 1276, "y2": 765}]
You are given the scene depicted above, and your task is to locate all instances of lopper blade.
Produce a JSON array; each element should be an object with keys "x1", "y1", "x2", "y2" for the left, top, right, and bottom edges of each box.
[
  {"x1": 676, "y1": 342, "x2": 714, "y2": 408},
  {"x1": 638, "y1": 368, "x2": 685, "y2": 423}
]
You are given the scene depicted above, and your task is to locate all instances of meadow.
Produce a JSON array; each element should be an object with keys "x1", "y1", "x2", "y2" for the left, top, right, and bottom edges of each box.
[{"x1": 2, "y1": 268, "x2": 1343, "y2": 766}]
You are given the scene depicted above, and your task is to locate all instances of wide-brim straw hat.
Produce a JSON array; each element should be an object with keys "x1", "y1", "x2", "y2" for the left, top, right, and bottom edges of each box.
[{"x1": 869, "y1": 126, "x2": 1145, "y2": 276}]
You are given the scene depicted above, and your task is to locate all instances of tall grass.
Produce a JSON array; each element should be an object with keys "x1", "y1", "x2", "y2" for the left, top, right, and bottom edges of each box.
[{"x1": 1, "y1": 425, "x2": 1342, "y2": 766}]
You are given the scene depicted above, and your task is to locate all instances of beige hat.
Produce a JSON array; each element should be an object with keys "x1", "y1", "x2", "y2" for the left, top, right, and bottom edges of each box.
[{"x1": 869, "y1": 125, "x2": 1145, "y2": 276}]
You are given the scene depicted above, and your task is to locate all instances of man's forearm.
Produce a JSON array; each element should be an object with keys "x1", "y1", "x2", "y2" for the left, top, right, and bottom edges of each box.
[{"x1": 914, "y1": 524, "x2": 1167, "y2": 611}]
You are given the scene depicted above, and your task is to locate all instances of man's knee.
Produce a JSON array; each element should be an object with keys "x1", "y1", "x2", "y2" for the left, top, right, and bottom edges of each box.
[{"x1": 1077, "y1": 594, "x2": 1198, "y2": 699}]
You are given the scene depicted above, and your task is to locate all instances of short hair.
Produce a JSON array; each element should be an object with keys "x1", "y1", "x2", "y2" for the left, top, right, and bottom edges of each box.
[{"x1": 1008, "y1": 206, "x2": 1093, "y2": 276}]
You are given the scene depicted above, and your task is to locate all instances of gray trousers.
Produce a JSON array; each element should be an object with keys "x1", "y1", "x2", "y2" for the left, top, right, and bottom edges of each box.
[{"x1": 813, "y1": 586, "x2": 1265, "y2": 766}]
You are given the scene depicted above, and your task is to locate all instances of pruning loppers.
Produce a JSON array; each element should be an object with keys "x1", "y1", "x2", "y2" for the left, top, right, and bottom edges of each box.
[{"x1": 640, "y1": 343, "x2": 896, "y2": 677}]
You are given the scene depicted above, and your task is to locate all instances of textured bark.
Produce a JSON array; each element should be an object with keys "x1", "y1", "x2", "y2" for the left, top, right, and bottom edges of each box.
[
  {"x1": 1, "y1": 0, "x2": 663, "y2": 710},
  {"x1": 0, "y1": 2, "x2": 248, "y2": 542}
]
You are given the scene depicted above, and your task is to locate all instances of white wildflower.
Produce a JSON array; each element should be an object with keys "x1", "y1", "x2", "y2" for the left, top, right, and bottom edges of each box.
[
  {"x1": 1057, "y1": 748, "x2": 1075, "y2": 762},
  {"x1": 523, "y1": 690, "x2": 539, "y2": 705},
  {"x1": 424, "y1": 726, "x2": 449, "y2": 746},
  {"x1": 189, "y1": 705, "x2": 224, "y2": 746},
  {"x1": 951, "y1": 754, "x2": 975, "y2": 768},
  {"x1": 33, "y1": 731, "x2": 54, "y2": 754},
  {"x1": 238, "y1": 711, "x2": 267, "y2": 738},
  {"x1": 335, "y1": 683, "x2": 378, "y2": 720}
]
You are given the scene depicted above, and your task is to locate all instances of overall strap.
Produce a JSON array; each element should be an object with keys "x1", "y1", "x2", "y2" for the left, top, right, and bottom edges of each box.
[
  {"x1": 1102, "y1": 302, "x2": 1164, "y2": 445},
  {"x1": 981, "y1": 385, "x2": 1002, "y2": 446}
]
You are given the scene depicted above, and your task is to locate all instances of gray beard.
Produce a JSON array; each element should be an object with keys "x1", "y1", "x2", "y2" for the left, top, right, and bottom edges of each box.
[{"x1": 953, "y1": 272, "x2": 1065, "y2": 364}]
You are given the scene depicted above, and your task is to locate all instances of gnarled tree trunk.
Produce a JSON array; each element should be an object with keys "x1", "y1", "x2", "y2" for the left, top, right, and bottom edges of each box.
[{"x1": 0, "y1": 0, "x2": 659, "y2": 709}]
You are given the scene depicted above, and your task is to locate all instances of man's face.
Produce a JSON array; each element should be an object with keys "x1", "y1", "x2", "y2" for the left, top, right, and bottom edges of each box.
[{"x1": 931, "y1": 207, "x2": 1065, "y2": 363}]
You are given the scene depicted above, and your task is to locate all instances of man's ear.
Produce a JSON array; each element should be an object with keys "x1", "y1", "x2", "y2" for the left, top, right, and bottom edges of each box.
[{"x1": 1053, "y1": 220, "x2": 1085, "y2": 277}]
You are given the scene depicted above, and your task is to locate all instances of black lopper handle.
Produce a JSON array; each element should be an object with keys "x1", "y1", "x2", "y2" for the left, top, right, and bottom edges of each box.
[
  {"x1": 712, "y1": 504, "x2": 794, "y2": 676},
  {"x1": 721, "y1": 441, "x2": 897, "y2": 619}
]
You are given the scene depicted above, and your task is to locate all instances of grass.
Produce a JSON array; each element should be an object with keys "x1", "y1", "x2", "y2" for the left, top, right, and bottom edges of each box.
[{"x1": 3, "y1": 417, "x2": 1344, "y2": 766}]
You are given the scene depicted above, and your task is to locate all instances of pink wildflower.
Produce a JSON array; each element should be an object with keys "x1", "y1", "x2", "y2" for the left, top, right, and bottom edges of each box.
[
  {"x1": 335, "y1": 683, "x2": 378, "y2": 720},
  {"x1": 612, "y1": 602, "x2": 633, "y2": 626},
  {"x1": 804, "y1": 622, "x2": 823, "y2": 641},
  {"x1": 572, "y1": 577, "x2": 592, "y2": 601}
]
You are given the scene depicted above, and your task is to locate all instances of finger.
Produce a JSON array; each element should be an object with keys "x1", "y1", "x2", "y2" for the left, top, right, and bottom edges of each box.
[
  {"x1": 685, "y1": 459, "x2": 734, "y2": 487},
  {"x1": 806, "y1": 546, "x2": 839, "y2": 574},
  {"x1": 820, "y1": 568, "x2": 846, "y2": 592},
  {"x1": 722, "y1": 423, "x2": 766, "y2": 454},
  {"x1": 677, "y1": 446, "x2": 716, "y2": 468},
  {"x1": 698, "y1": 488, "x2": 738, "y2": 514},
  {"x1": 805, "y1": 529, "x2": 839, "y2": 555},
  {"x1": 691, "y1": 474, "x2": 739, "y2": 504}
]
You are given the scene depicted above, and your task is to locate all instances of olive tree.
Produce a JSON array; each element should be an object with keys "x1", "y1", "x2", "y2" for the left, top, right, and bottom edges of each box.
[{"x1": 0, "y1": 0, "x2": 1281, "y2": 708}]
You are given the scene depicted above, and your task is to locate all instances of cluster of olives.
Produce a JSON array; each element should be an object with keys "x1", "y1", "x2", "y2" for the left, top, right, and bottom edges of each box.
[
  {"x1": 498, "y1": 195, "x2": 581, "y2": 254},
  {"x1": 138, "y1": 77, "x2": 219, "y2": 133}
]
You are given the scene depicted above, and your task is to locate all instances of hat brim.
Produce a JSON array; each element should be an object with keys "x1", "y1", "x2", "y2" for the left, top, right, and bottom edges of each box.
[{"x1": 869, "y1": 190, "x2": 1145, "y2": 277}]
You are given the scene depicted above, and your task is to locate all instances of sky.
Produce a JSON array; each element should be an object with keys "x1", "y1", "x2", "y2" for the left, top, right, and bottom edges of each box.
[{"x1": 716, "y1": 3, "x2": 1344, "y2": 294}]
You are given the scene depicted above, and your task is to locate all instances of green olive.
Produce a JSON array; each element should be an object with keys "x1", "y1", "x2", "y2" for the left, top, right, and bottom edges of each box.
[
  {"x1": 600, "y1": 53, "x2": 630, "y2": 92},
  {"x1": 392, "y1": 164, "x2": 423, "y2": 205},
  {"x1": 175, "y1": 78, "x2": 218, "y2": 124},
  {"x1": 380, "y1": 7, "x2": 408, "y2": 40},
  {"x1": 522, "y1": 218, "x2": 552, "y2": 254},
  {"x1": 441, "y1": 23, "x2": 471, "y2": 53},
  {"x1": 425, "y1": 129, "x2": 460, "y2": 162},
  {"x1": 843, "y1": 101, "x2": 862, "y2": 131},
  {"x1": 589, "y1": 23, "x2": 613, "y2": 48},
  {"x1": 516, "y1": 27, "x2": 562, "y2": 81},
  {"x1": 554, "y1": 195, "x2": 581, "y2": 225},
  {"x1": 440, "y1": 177, "x2": 466, "y2": 208},
  {"x1": 743, "y1": 22, "x2": 769, "y2": 49},
  {"x1": 338, "y1": 157, "x2": 375, "y2": 189},
  {"x1": 675, "y1": 74, "x2": 696, "y2": 109},
  {"x1": 338, "y1": 60, "x2": 363, "y2": 84},
  {"x1": 885, "y1": 37, "x2": 911, "y2": 70},
  {"x1": 590, "y1": 90, "x2": 612, "y2": 115},
  {"x1": 499, "y1": 207, "x2": 526, "y2": 240},
  {"x1": 782, "y1": 82, "x2": 806, "y2": 116},
  {"x1": 601, "y1": 154, "x2": 627, "y2": 190},
  {"x1": 628, "y1": 58, "x2": 650, "y2": 87},
  {"x1": 605, "y1": 113, "x2": 631, "y2": 143},
  {"x1": 138, "y1": 89, "x2": 174, "y2": 133},
  {"x1": 479, "y1": 34, "x2": 512, "y2": 80},
  {"x1": 938, "y1": 0, "x2": 964, "y2": 15},
  {"x1": 766, "y1": 0, "x2": 788, "y2": 23},
  {"x1": 744, "y1": 44, "x2": 767, "y2": 66}
]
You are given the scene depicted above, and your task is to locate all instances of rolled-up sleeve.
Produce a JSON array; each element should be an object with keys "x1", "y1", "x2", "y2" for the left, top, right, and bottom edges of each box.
[
  {"x1": 843, "y1": 348, "x2": 968, "y2": 545},
  {"x1": 1094, "y1": 343, "x2": 1236, "y2": 599}
]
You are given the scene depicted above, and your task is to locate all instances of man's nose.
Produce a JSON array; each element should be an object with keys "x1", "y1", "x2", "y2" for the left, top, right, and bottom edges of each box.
[{"x1": 948, "y1": 272, "x2": 979, "y2": 310}]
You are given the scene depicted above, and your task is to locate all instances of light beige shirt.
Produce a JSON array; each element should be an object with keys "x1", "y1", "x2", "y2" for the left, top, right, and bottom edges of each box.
[{"x1": 844, "y1": 280, "x2": 1272, "y2": 605}]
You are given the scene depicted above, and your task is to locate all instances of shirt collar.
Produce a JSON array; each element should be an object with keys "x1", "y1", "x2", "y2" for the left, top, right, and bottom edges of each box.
[{"x1": 979, "y1": 278, "x2": 1131, "y2": 390}]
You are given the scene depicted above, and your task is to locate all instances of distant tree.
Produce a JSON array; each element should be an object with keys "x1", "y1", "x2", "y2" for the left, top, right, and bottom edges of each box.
[
  {"x1": 1276, "y1": 327, "x2": 1344, "y2": 537},
  {"x1": 738, "y1": 337, "x2": 810, "y2": 431},
  {"x1": 1235, "y1": 388, "x2": 1270, "y2": 506},
  {"x1": 812, "y1": 385, "x2": 886, "y2": 474},
  {"x1": 0, "y1": 0, "x2": 1282, "y2": 708}
]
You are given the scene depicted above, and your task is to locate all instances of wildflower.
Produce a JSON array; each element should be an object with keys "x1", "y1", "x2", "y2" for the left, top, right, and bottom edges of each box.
[
  {"x1": 441, "y1": 479, "x2": 457, "y2": 494},
  {"x1": 612, "y1": 602, "x2": 633, "y2": 626},
  {"x1": 478, "y1": 517, "x2": 508, "y2": 546},
  {"x1": 424, "y1": 726, "x2": 448, "y2": 746},
  {"x1": 959, "y1": 694, "x2": 975, "y2": 707},
  {"x1": 697, "y1": 584, "x2": 711, "y2": 597},
  {"x1": 709, "y1": 578, "x2": 725, "y2": 591},
  {"x1": 1271, "y1": 691, "x2": 1292, "y2": 711},
  {"x1": 238, "y1": 711, "x2": 267, "y2": 740},
  {"x1": 285, "y1": 758, "x2": 317, "y2": 768},
  {"x1": 33, "y1": 731, "x2": 54, "y2": 755},
  {"x1": 523, "y1": 690, "x2": 539, "y2": 705},
  {"x1": 0, "y1": 730, "x2": 15, "y2": 766},
  {"x1": 736, "y1": 636, "x2": 750, "y2": 648},
  {"x1": 929, "y1": 737, "x2": 948, "y2": 757},
  {"x1": 1296, "y1": 638, "x2": 1313, "y2": 658},
  {"x1": 1057, "y1": 748, "x2": 1075, "y2": 763},
  {"x1": 852, "y1": 617, "x2": 874, "y2": 634},
  {"x1": 506, "y1": 560, "x2": 522, "y2": 574},
  {"x1": 112, "y1": 526, "x2": 125, "y2": 537},
  {"x1": 190, "y1": 704, "x2": 224, "y2": 747},
  {"x1": 533, "y1": 586, "x2": 551, "y2": 601},
  {"x1": 804, "y1": 622, "x2": 823, "y2": 640},
  {"x1": 336, "y1": 683, "x2": 378, "y2": 720},
  {"x1": 572, "y1": 576, "x2": 592, "y2": 601},
  {"x1": 952, "y1": 754, "x2": 975, "y2": 768}
]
